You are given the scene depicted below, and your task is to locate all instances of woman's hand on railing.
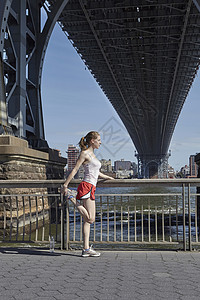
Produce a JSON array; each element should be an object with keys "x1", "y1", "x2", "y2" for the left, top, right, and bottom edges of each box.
[
  {"x1": 61, "y1": 185, "x2": 68, "y2": 195},
  {"x1": 108, "y1": 176, "x2": 115, "y2": 180}
]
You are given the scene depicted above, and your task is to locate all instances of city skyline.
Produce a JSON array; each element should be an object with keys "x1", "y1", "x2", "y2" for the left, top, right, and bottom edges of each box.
[
  {"x1": 42, "y1": 23, "x2": 200, "y2": 172},
  {"x1": 65, "y1": 143, "x2": 195, "y2": 175}
]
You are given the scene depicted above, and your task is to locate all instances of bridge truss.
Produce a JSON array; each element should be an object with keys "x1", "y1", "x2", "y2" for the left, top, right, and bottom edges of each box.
[{"x1": 0, "y1": 0, "x2": 200, "y2": 177}]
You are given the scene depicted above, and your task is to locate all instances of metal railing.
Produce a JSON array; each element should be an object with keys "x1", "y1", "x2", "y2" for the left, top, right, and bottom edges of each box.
[
  {"x1": 1, "y1": 179, "x2": 200, "y2": 251},
  {"x1": 0, "y1": 180, "x2": 64, "y2": 247}
]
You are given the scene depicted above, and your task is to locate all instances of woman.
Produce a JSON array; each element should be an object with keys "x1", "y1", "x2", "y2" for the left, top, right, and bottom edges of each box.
[{"x1": 63, "y1": 131, "x2": 114, "y2": 257}]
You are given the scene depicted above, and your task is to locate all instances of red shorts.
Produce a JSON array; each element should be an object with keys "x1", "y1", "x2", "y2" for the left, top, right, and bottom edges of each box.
[{"x1": 76, "y1": 181, "x2": 96, "y2": 200}]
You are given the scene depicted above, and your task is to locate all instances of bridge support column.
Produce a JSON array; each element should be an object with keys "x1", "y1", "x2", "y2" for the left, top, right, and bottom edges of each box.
[
  {"x1": 0, "y1": 0, "x2": 12, "y2": 134},
  {"x1": 136, "y1": 153, "x2": 170, "y2": 179},
  {"x1": 0, "y1": 0, "x2": 69, "y2": 148}
]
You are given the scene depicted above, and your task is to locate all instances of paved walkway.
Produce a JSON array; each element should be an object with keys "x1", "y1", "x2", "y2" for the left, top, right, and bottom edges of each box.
[{"x1": 1, "y1": 247, "x2": 200, "y2": 300}]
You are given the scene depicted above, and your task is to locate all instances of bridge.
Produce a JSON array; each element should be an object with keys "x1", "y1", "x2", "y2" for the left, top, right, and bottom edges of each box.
[{"x1": 0, "y1": 0, "x2": 200, "y2": 178}]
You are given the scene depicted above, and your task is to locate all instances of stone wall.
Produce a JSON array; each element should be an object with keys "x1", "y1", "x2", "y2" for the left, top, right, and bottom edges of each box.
[
  {"x1": 0, "y1": 159, "x2": 46, "y2": 180},
  {"x1": 0, "y1": 135, "x2": 67, "y2": 231}
]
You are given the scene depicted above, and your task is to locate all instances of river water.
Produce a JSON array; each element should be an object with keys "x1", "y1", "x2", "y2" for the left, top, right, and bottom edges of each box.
[{"x1": 68, "y1": 185, "x2": 199, "y2": 244}]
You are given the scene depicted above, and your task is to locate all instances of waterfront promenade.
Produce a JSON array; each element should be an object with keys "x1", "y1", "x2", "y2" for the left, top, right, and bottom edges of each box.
[{"x1": 1, "y1": 247, "x2": 200, "y2": 300}]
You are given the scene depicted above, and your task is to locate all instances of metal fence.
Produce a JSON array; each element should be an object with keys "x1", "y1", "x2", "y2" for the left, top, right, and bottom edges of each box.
[
  {"x1": 0, "y1": 180, "x2": 64, "y2": 247},
  {"x1": 1, "y1": 179, "x2": 200, "y2": 251}
]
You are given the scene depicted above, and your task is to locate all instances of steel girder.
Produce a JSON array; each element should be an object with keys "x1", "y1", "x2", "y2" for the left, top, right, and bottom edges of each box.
[
  {"x1": 0, "y1": 0, "x2": 12, "y2": 132},
  {"x1": 0, "y1": 0, "x2": 69, "y2": 148},
  {"x1": 193, "y1": 0, "x2": 200, "y2": 12},
  {"x1": 49, "y1": 0, "x2": 200, "y2": 177}
]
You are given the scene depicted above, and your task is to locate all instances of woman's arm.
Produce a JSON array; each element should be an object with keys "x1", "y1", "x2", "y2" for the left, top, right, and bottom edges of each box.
[
  {"x1": 63, "y1": 152, "x2": 86, "y2": 193},
  {"x1": 98, "y1": 171, "x2": 115, "y2": 180}
]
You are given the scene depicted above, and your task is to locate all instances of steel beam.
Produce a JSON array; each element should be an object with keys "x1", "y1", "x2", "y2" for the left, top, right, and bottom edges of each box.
[
  {"x1": 37, "y1": 0, "x2": 69, "y2": 85},
  {"x1": 79, "y1": 0, "x2": 144, "y2": 153},
  {"x1": 160, "y1": 0, "x2": 193, "y2": 154},
  {"x1": 1, "y1": 0, "x2": 69, "y2": 148},
  {"x1": 0, "y1": 0, "x2": 13, "y2": 131},
  {"x1": 193, "y1": 0, "x2": 200, "y2": 12},
  {"x1": 27, "y1": 0, "x2": 69, "y2": 148}
]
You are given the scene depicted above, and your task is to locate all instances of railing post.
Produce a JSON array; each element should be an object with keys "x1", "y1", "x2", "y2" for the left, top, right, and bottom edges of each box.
[
  {"x1": 66, "y1": 200, "x2": 70, "y2": 251},
  {"x1": 121, "y1": 196, "x2": 123, "y2": 242},
  {"x1": 3, "y1": 196, "x2": 6, "y2": 242},
  {"x1": 48, "y1": 196, "x2": 52, "y2": 243},
  {"x1": 188, "y1": 184, "x2": 192, "y2": 251},
  {"x1": 162, "y1": 199, "x2": 165, "y2": 242},
  {"x1": 182, "y1": 184, "x2": 186, "y2": 251},
  {"x1": 107, "y1": 196, "x2": 109, "y2": 242},
  {"x1": 60, "y1": 190, "x2": 64, "y2": 250},
  {"x1": 16, "y1": 196, "x2": 19, "y2": 242},
  {"x1": 197, "y1": 185, "x2": 200, "y2": 241},
  {"x1": 114, "y1": 196, "x2": 116, "y2": 242},
  {"x1": 100, "y1": 196, "x2": 103, "y2": 242},
  {"x1": 195, "y1": 195, "x2": 198, "y2": 243},
  {"x1": 9, "y1": 197, "x2": 13, "y2": 241}
]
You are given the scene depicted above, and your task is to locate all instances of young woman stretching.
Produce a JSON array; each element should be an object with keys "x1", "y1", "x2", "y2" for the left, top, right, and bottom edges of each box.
[{"x1": 62, "y1": 131, "x2": 114, "y2": 257}]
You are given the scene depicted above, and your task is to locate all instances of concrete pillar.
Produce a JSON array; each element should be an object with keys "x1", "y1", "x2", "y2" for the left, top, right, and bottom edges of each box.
[{"x1": 136, "y1": 153, "x2": 169, "y2": 178}]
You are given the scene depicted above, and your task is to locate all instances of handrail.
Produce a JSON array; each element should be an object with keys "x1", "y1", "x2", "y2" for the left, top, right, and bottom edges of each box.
[{"x1": 0, "y1": 178, "x2": 200, "y2": 188}]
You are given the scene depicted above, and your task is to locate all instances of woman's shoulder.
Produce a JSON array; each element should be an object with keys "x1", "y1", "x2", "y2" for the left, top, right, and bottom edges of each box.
[
  {"x1": 80, "y1": 149, "x2": 90, "y2": 159},
  {"x1": 81, "y1": 149, "x2": 94, "y2": 161}
]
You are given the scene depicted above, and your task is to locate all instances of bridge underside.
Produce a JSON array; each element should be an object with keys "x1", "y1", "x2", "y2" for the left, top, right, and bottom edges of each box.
[
  {"x1": 1, "y1": 1, "x2": 200, "y2": 178},
  {"x1": 49, "y1": 0, "x2": 200, "y2": 177}
]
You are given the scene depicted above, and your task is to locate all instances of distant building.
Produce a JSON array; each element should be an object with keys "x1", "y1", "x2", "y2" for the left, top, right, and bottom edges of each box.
[
  {"x1": 168, "y1": 165, "x2": 175, "y2": 178},
  {"x1": 189, "y1": 155, "x2": 198, "y2": 178},
  {"x1": 100, "y1": 159, "x2": 112, "y2": 173},
  {"x1": 67, "y1": 145, "x2": 79, "y2": 171},
  {"x1": 132, "y1": 162, "x2": 138, "y2": 177},
  {"x1": 99, "y1": 159, "x2": 115, "y2": 178},
  {"x1": 66, "y1": 144, "x2": 83, "y2": 178},
  {"x1": 180, "y1": 165, "x2": 190, "y2": 178},
  {"x1": 115, "y1": 170, "x2": 134, "y2": 179},
  {"x1": 114, "y1": 159, "x2": 131, "y2": 171},
  {"x1": 54, "y1": 149, "x2": 62, "y2": 157}
]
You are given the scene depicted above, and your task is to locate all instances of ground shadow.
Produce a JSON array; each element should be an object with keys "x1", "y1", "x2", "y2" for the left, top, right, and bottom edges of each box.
[{"x1": 0, "y1": 247, "x2": 81, "y2": 257}]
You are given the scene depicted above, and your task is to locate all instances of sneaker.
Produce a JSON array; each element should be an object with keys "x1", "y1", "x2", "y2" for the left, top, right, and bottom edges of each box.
[{"x1": 81, "y1": 245, "x2": 101, "y2": 257}]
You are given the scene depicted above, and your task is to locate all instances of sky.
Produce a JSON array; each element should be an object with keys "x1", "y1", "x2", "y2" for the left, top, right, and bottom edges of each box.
[{"x1": 41, "y1": 23, "x2": 200, "y2": 172}]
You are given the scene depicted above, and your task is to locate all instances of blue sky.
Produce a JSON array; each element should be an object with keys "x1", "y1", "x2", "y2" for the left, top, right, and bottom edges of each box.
[{"x1": 42, "y1": 23, "x2": 200, "y2": 172}]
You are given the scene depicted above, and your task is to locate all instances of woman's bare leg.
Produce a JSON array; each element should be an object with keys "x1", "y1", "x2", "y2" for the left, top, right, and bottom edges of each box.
[
  {"x1": 69, "y1": 197, "x2": 96, "y2": 249},
  {"x1": 83, "y1": 222, "x2": 90, "y2": 250},
  {"x1": 69, "y1": 197, "x2": 90, "y2": 220},
  {"x1": 82, "y1": 198, "x2": 96, "y2": 249}
]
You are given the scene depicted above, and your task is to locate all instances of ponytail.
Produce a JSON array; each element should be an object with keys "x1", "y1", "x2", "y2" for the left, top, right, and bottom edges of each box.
[
  {"x1": 78, "y1": 131, "x2": 100, "y2": 151},
  {"x1": 79, "y1": 136, "x2": 88, "y2": 151}
]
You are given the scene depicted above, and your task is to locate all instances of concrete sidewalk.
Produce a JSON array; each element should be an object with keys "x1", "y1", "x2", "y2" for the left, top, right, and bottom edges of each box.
[{"x1": 1, "y1": 247, "x2": 200, "y2": 300}]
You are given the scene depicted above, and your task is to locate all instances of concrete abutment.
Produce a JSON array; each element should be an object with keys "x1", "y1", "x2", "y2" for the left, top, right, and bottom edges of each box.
[{"x1": 0, "y1": 135, "x2": 67, "y2": 231}]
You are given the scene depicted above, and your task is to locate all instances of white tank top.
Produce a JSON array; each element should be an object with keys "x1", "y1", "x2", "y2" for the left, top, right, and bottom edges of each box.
[{"x1": 83, "y1": 154, "x2": 101, "y2": 186}]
